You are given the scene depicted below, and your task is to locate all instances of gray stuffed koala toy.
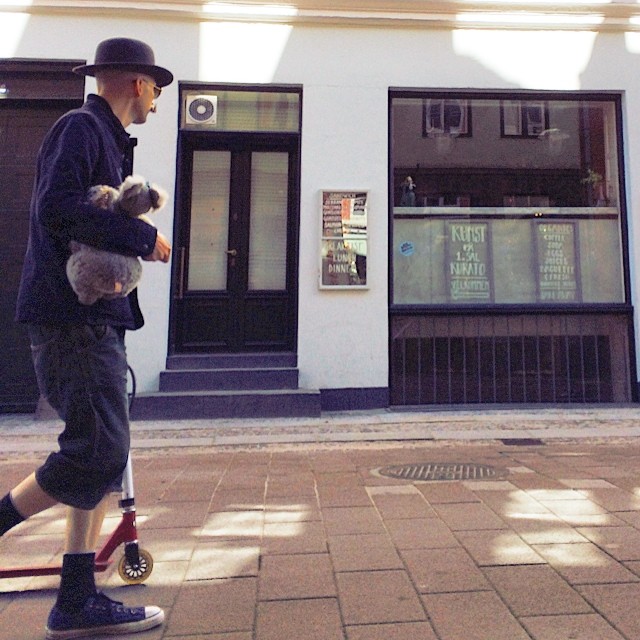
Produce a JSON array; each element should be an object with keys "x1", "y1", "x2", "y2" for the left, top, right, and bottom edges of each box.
[{"x1": 66, "y1": 175, "x2": 168, "y2": 305}]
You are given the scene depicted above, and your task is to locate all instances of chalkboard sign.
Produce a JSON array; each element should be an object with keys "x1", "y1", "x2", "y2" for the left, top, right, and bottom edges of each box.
[
  {"x1": 447, "y1": 222, "x2": 491, "y2": 301},
  {"x1": 320, "y1": 191, "x2": 368, "y2": 288},
  {"x1": 536, "y1": 222, "x2": 579, "y2": 302}
]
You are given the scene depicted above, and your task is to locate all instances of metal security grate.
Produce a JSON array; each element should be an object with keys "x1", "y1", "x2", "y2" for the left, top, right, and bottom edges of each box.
[
  {"x1": 376, "y1": 463, "x2": 506, "y2": 482},
  {"x1": 390, "y1": 313, "x2": 632, "y2": 405}
]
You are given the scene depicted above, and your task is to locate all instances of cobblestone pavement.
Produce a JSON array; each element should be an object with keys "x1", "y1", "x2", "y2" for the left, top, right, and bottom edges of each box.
[{"x1": 1, "y1": 408, "x2": 640, "y2": 639}]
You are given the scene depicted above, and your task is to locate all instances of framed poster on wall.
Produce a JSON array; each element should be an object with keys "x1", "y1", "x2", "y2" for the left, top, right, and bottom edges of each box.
[{"x1": 320, "y1": 190, "x2": 368, "y2": 289}]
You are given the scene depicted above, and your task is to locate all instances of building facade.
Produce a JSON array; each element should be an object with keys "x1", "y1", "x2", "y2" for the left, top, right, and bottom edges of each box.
[{"x1": 2, "y1": 1, "x2": 640, "y2": 416}]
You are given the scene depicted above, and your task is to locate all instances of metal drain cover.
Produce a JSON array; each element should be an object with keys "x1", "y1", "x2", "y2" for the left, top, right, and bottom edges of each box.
[
  {"x1": 500, "y1": 438, "x2": 545, "y2": 446},
  {"x1": 374, "y1": 462, "x2": 506, "y2": 482}
]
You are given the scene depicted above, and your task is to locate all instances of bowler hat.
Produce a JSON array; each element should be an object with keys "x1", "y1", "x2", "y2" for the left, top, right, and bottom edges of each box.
[{"x1": 73, "y1": 37, "x2": 173, "y2": 87}]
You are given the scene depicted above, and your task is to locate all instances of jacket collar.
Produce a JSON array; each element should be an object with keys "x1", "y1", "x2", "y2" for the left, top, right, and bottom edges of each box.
[{"x1": 85, "y1": 93, "x2": 131, "y2": 151}]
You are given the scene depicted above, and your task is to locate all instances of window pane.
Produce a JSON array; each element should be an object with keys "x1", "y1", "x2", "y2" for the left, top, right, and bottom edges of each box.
[
  {"x1": 502, "y1": 101, "x2": 521, "y2": 136},
  {"x1": 249, "y1": 152, "x2": 288, "y2": 290},
  {"x1": 392, "y1": 95, "x2": 625, "y2": 306},
  {"x1": 188, "y1": 150, "x2": 230, "y2": 290},
  {"x1": 183, "y1": 90, "x2": 300, "y2": 132}
]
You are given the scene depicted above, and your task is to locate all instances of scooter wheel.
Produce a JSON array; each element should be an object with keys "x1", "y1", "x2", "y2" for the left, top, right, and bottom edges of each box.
[{"x1": 117, "y1": 547, "x2": 154, "y2": 584}]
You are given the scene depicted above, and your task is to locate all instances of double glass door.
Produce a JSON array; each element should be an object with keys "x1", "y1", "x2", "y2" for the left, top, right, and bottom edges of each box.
[{"x1": 173, "y1": 138, "x2": 298, "y2": 352}]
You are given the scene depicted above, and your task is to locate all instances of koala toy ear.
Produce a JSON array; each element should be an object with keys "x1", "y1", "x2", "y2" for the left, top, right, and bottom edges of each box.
[
  {"x1": 88, "y1": 185, "x2": 119, "y2": 210},
  {"x1": 115, "y1": 175, "x2": 168, "y2": 217},
  {"x1": 147, "y1": 183, "x2": 168, "y2": 211}
]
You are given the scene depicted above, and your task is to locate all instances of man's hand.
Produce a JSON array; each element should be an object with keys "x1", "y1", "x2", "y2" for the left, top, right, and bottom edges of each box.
[{"x1": 143, "y1": 232, "x2": 171, "y2": 263}]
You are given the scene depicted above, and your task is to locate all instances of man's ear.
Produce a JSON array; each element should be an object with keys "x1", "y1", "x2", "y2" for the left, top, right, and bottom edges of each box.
[{"x1": 133, "y1": 77, "x2": 144, "y2": 98}]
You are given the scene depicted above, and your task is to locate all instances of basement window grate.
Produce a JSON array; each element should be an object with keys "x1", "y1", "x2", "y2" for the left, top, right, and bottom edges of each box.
[{"x1": 390, "y1": 313, "x2": 632, "y2": 405}]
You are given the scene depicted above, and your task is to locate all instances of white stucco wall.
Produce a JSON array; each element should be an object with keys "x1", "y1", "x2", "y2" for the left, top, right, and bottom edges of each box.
[
  {"x1": 4, "y1": 10, "x2": 640, "y2": 393},
  {"x1": 2, "y1": 15, "x2": 197, "y2": 393}
]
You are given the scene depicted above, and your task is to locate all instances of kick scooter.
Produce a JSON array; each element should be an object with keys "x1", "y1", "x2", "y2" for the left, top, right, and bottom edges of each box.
[
  {"x1": 0, "y1": 367, "x2": 154, "y2": 585},
  {"x1": 0, "y1": 453, "x2": 154, "y2": 585}
]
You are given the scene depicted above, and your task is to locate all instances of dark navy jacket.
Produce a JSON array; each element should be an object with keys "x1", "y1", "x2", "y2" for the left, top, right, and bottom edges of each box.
[{"x1": 15, "y1": 94, "x2": 158, "y2": 329}]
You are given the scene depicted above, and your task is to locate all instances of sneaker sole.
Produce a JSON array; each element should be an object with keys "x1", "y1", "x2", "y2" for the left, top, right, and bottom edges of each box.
[{"x1": 45, "y1": 608, "x2": 164, "y2": 639}]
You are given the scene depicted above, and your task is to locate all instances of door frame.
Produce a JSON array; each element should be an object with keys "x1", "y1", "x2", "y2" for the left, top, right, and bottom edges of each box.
[
  {"x1": 0, "y1": 59, "x2": 84, "y2": 413},
  {"x1": 169, "y1": 83, "x2": 302, "y2": 355}
]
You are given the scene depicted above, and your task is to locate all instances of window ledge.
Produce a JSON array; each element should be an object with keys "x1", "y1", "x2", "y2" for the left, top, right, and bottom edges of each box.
[{"x1": 394, "y1": 206, "x2": 618, "y2": 216}]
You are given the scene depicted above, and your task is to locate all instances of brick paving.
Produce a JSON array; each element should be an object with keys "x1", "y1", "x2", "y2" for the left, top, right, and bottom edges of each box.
[{"x1": 1, "y1": 409, "x2": 640, "y2": 638}]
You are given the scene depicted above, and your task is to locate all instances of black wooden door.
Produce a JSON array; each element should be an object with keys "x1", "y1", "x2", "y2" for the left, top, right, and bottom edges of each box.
[
  {"x1": 0, "y1": 100, "x2": 76, "y2": 411},
  {"x1": 172, "y1": 137, "x2": 299, "y2": 352}
]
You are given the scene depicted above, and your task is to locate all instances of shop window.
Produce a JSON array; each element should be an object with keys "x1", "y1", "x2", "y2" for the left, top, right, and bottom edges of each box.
[{"x1": 391, "y1": 92, "x2": 626, "y2": 307}]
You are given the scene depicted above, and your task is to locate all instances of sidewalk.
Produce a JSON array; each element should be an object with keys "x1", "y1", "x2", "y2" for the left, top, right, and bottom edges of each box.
[{"x1": 1, "y1": 407, "x2": 640, "y2": 639}]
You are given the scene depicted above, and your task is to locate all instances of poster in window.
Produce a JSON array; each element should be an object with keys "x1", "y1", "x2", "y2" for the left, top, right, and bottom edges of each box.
[
  {"x1": 536, "y1": 222, "x2": 580, "y2": 302},
  {"x1": 320, "y1": 191, "x2": 368, "y2": 289},
  {"x1": 447, "y1": 222, "x2": 492, "y2": 302}
]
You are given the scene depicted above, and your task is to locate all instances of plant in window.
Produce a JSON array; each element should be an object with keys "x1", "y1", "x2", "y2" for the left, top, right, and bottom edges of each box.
[
  {"x1": 582, "y1": 168, "x2": 602, "y2": 185},
  {"x1": 581, "y1": 169, "x2": 607, "y2": 206}
]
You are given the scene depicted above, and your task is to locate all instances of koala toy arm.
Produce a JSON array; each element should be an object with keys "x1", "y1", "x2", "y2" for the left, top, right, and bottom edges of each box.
[
  {"x1": 88, "y1": 175, "x2": 166, "y2": 258},
  {"x1": 66, "y1": 175, "x2": 169, "y2": 305}
]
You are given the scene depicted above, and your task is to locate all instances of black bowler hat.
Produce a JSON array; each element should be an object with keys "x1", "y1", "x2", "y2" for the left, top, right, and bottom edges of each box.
[{"x1": 73, "y1": 37, "x2": 174, "y2": 87}]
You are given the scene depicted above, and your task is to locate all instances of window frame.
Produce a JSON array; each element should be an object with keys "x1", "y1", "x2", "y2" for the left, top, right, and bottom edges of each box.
[
  {"x1": 500, "y1": 99, "x2": 550, "y2": 138},
  {"x1": 422, "y1": 98, "x2": 472, "y2": 138}
]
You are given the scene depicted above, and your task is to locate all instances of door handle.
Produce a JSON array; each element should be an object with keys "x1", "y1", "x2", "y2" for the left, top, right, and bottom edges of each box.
[
  {"x1": 226, "y1": 249, "x2": 238, "y2": 257},
  {"x1": 177, "y1": 247, "x2": 186, "y2": 299}
]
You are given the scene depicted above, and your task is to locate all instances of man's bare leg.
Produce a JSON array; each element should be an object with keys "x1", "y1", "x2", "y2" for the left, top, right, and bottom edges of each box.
[
  {"x1": 66, "y1": 496, "x2": 110, "y2": 553},
  {"x1": 9, "y1": 472, "x2": 58, "y2": 518}
]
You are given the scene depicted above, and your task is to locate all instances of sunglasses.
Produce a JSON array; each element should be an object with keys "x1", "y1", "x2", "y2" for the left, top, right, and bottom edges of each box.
[{"x1": 141, "y1": 78, "x2": 162, "y2": 99}]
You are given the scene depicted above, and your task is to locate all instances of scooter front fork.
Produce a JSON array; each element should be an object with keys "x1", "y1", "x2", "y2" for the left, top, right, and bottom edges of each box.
[{"x1": 95, "y1": 500, "x2": 139, "y2": 571}]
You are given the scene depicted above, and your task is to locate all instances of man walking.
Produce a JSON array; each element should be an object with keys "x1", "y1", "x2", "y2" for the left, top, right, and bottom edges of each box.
[{"x1": 2, "y1": 37, "x2": 172, "y2": 638}]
